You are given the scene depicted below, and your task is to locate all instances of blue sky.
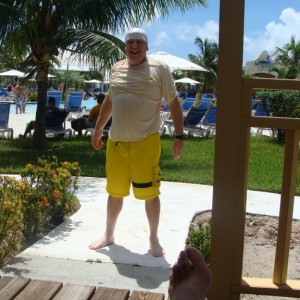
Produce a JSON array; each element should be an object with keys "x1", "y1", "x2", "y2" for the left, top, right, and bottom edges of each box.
[{"x1": 133, "y1": 1, "x2": 300, "y2": 66}]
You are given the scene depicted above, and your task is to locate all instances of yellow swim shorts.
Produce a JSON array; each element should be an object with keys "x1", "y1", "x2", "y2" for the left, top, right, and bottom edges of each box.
[{"x1": 106, "y1": 133, "x2": 161, "y2": 200}]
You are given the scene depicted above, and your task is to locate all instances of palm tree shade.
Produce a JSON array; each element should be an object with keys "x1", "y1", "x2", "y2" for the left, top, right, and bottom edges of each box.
[{"x1": 0, "y1": 0, "x2": 206, "y2": 149}]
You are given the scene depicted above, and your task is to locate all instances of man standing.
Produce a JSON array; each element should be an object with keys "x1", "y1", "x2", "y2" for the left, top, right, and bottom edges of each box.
[{"x1": 89, "y1": 28, "x2": 184, "y2": 257}]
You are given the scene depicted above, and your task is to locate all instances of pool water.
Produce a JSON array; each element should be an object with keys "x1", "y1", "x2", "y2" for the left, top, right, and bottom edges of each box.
[{"x1": 9, "y1": 97, "x2": 97, "y2": 114}]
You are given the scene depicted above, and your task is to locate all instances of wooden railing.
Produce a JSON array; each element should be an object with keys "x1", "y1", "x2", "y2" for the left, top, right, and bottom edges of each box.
[{"x1": 233, "y1": 78, "x2": 300, "y2": 297}]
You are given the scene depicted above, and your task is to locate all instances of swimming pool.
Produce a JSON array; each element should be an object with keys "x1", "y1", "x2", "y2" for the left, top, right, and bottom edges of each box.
[{"x1": 9, "y1": 97, "x2": 97, "y2": 114}]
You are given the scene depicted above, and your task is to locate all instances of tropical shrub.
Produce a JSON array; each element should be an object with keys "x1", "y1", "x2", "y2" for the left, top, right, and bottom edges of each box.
[
  {"x1": 256, "y1": 90, "x2": 300, "y2": 143},
  {"x1": 186, "y1": 218, "x2": 212, "y2": 264},
  {"x1": 0, "y1": 176, "x2": 24, "y2": 266},
  {"x1": 0, "y1": 156, "x2": 80, "y2": 265},
  {"x1": 27, "y1": 92, "x2": 38, "y2": 102},
  {"x1": 20, "y1": 156, "x2": 80, "y2": 237}
]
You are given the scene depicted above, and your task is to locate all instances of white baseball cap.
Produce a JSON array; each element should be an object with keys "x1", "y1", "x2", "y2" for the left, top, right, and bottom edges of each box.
[{"x1": 125, "y1": 28, "x2": 148, "y2": 44}]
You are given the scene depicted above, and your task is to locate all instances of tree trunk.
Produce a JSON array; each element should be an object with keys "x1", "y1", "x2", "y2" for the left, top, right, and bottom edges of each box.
[{"x1": 32, "y1": 62, "x2": 50, "y2": 149}]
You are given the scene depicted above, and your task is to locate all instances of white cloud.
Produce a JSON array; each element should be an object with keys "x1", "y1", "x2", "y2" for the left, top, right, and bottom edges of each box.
[
  {"x1": 194, "y1": 20, "x2": 219, "y2": 43},
  {"x1": 152, "y1": 31, "x2": 172, "y2": 47},
  {"x1": 173, "y1": 20, "x2": 219, "y2": 43},
  {"x1": 149, "y1": 20, "x2": 219, "y2": 55},
  {"x1": 244, "y1": 8, "x2": 300, "y2": 62}
]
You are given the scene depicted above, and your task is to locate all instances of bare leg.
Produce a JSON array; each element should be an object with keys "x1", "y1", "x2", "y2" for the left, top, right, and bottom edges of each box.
[
  {"x1": 77, "y1": 118, "x2": 86, "y2": 136},
  {"x1": 89, "y1": 196, "x2": 123, "y2": 250},
  {"x1": 168, "y1": 247, "x2": 212, "y2": 300},
  {"x1": 145, "y1": 197, "x2": 164, "y2": 257},
  {"x1": 19, "y1": 121, "x2": 35, "y2": 138}
]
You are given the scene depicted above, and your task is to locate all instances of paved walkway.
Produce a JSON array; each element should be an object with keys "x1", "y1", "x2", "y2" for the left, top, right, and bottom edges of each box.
[{"x1": 1, "y1": 176, "x2": 299, "y2": 297}]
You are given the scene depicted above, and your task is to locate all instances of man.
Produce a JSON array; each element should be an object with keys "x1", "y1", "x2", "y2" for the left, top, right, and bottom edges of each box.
[
  {"x1": 19, "y1": 96, "x2": 58, "y2": 138},
  {"x1": 71, "y1": 93, "x2": 105, "y2": 136},
  {"x1": 89, "y1": 28, "x2": 184, "y2": 257}
]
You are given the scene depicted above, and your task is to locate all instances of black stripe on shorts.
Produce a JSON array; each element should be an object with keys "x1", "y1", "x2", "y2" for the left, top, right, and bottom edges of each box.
[{"x1": 132, "y1": 182, "x2": 153, "y2": 188}]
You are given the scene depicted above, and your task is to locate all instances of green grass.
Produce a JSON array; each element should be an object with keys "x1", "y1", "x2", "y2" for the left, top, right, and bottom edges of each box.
[{"x1": 0, "y1": 135, "x2": 299, "y2": 195}]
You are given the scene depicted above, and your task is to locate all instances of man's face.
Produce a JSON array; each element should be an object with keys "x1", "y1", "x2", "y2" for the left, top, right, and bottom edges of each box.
[{"x1": 125, "y1": 39, "x2": 148, "y2": 66}]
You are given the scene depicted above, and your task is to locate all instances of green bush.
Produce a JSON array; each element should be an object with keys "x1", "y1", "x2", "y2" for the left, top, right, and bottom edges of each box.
[
  {"x1": 27, "y1": 92, "x2": 38, "y2": 102},
  {"x1": 0, "y1": 176, "x2": 24, "y2": 266},
  {"x1": 256, "y1": 90, "x2": 300, "y2": 143},
  {"x1": 0, "y1": 156, "x2": 81, "y2": 265},
  {"x1": 20, "y1": 156, "x2": 80, "y2": 236},
  {"x1": 186, "y1": 218, "x2": 211, "y2": 264}
]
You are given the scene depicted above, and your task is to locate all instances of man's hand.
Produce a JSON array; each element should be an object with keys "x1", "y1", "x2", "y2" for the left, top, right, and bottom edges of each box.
[
  {"x1": 91, "y1": 131, "x2": 104, "y2": 150},
  {"x1": 173, "y1": 139, "x2": 184, "y2": 160}
]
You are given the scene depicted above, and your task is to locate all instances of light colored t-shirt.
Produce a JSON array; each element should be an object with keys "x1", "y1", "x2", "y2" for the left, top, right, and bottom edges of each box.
[{"x1": 108, "y1": 56, "x2": 177, "y2": 141}]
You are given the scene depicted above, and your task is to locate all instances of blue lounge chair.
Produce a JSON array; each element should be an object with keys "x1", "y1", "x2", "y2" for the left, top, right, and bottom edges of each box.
[
  {"x1": 199, "y1": 105, "x2": 217, "y2": 135},
  {"x1": 47, "y1": 91, "x2": 63, "y2": 107},
  {"x1": 181, "y1": 97, "x2": 196, "y2": 115},
  {"x1": 163, "y1": 106, "x2": 210, "y2": 137},
  {"x1": 253, "y1": 101, "x2": 272, "y2": 136},
  {"x1": 0, "y1": 103, "x2": 13, "y2": 139},
  {"x1": 201, "y1": 93, "x2": 215, "y2": 101},
  {"x1": 66, "y1": 92, "x2": 84, "y2": 112},
  {"x1": 254, "y1": 101, "x2": 269, "y2": 117},
  {"x1": 198, "y1": 99, "x2": 213, "y2": 109},
  {"x1": 45, "y1": 109, "x2": 72, "y2": 138},
  {"x1": 0, "y1": 87, "x2": 14, "y2": 102},
  {"x1": 183, "y1": 106, "x2": 211, "y2": 137}
]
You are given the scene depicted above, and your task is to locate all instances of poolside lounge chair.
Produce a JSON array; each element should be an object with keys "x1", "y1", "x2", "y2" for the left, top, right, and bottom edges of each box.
[
  {"x1": 201, "y1": 93, "x2": 215, "y2": 101},
  {"x1": 163, "y1": 106, "x2": 210, "y2": 137},
  {"x1": 66, "y1": 92, "x2": 84, "y2": 112},
  {"x1": 83, "y1": 117, "x2": 112, "y2": 137},
  {"x1": 198, "y1": 99, "x2": 213, "y2": 109},
  {"x1": 199, "y1": 105, "x2": 217, "y2": 136},
  {"x1": 0, "y1": 102, "x2": 13, "y2": 139},
  {"x1": 253, "y1": 101, "x2": 273, "y2": 136},
  {"x1": 45, "y1": 109, "x2": 72, "y2": 139},
  {"x1": 47, "y1": 90, "x2": 63, "y2": 107},
  {"x1": 181, "y1": 97, "x2": 196, "y2": 116},
  {"x1": 0, "y1": 87, "x2": 14, "y2": 102},
  {"x1": 183, "y1": 106, "x2": 211, "y2": 137}
]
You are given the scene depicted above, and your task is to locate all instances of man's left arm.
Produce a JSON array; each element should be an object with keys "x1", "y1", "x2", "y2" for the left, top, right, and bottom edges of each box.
[{"x1": 168, "y1": 96, "x2": 184, "y2": 160}]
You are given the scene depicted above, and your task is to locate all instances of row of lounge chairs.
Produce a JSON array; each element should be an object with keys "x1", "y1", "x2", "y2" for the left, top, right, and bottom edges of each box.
[
  {"x1": 0, "y1": 90, "x2": 114, "y2": 139},
  {"x1": 162, "y1": 104, "x2": 217, "y2": 138},
  {"x1": 161, "y1": 96, "x2": 217, "y2": 138},
  {"x1": 0, "y1": 91, "x2": 87, "y2": 139},
  {"x1": 161, "y1": 97, "x2": 270, "y2": 138}
]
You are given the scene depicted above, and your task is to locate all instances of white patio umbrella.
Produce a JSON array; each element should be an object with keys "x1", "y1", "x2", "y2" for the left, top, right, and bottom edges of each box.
[
  {"x1": 24, "y1": 73, "x2": 56, "y2": 81},
  {"x1": 148, "y1": 52, "x2": 208, "y2": 72},
  {"x1": 0, "y1": 69, "x2": 25, "y2": 77},
  {"x1": 84, "y1": 79, "x2": 102, "y2": 83},
  {"x1": 174, "y1": 77, "x2": 201, "y2": 85}
]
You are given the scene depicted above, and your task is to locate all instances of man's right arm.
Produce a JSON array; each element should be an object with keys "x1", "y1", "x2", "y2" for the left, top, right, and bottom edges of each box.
[{"x1": 91, "y1": 95, "x2": 112, "y2": 150}]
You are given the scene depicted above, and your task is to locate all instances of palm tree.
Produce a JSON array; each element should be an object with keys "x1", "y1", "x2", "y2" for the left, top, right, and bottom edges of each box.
[
  {"x1": 188, "y1": 37, "x2": 218, "y2": 92},
  {"x1": 275, "y1": 35, "x2": 300, "y2": 79},
  {"x1": 0, "y1": 0, "x2": 206, "y2": 149}
]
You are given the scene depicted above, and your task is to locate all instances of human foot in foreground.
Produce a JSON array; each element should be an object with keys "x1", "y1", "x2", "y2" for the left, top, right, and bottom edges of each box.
[
  {"x1": 150, "y1": 237, "x2": 165, "y2": 257},
  {"x1": 88, "y1": 235, "x2": 114, "y2": 250},
  {"x1": 168, "y1": 247, "x2": 212, "y2": 300}
]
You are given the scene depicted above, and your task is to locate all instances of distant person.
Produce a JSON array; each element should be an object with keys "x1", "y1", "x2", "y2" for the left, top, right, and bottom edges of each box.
[
  {"x1": 18, "y1": 97, "x2": 58, "y2": 138},
  {"x1": 6, "y1": 83, "x2": 13, "y2": 93},
  {"x1": 71, "y1": 93, "x2": 105, "y2": 136},
  {"x1": 168, "y1": 247, "x2": 212, "y2": 300},
  {"x1": 14, "y1": 84, "x2": 26, "y2": 114}
]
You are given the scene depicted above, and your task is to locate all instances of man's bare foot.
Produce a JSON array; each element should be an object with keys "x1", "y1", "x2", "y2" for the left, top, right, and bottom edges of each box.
[
  {"x1": 168, "y1": 247, "x2": 212, "y2": 300},
  {"x1": 88, "y1": 236, "x2": 114, "y2": 250},
  {"x1": 150, "y1": 237, "x2": 165, "y2": 257}
]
